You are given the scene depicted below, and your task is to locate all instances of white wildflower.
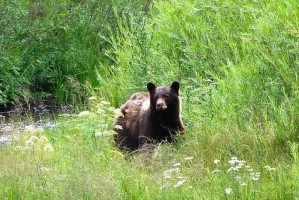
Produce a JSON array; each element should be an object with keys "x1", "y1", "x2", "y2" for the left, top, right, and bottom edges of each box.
[
  {"x1": 95, "y1": 130, "x2": 114, "y2": 137},
  {"x1": 227, "y1": 166, "x2": 239, "y2": 172},
  {"x1": 239, "y1": 160, "x2": 246, "y2": 164},
  {"x1": 173, "y1": 180, "x2": 186, "y2": 188},
  {"x1": 108, "y1": 107, "x2": 115, "y2": 112},
  {"x1": 164, "y1": 167, "x2": 180, "y2": 174},
  {"x1": 163, "y1": 168, "x2": 180, "y2": 178},
  {"x1": 30, "y1": 135, "x2": 40, "y2": 142},
  {"x1": 264, "y1": 166, "x2": 276, "y2": 171},
  {"x1": 241, "y1": 182, "x2": 247, "y2": 187},
  {"x1": 40, "y1": 135, "x2": 49, "y2": 143},
  {"x1": 184, "y1": 156, "x2": 194, "y2": 161},
  {"x1": 163, "y1": 174, "x2": 172, "y2": 179},
  {"x1": 24, "y1": 125, "x2": 44, "y2": 133},
  {"x1": 235, "y1": 176, "x2": 242, "y2": 180},
  {"x1": 236, "y1": 165, "x2": 244, "y2": 170},
  {"x1": 233, "y1": 167, "x2": 240, "y2": 171},
  {"x1": 101, "y1": 101, "x2": 110, "y2": 105},
  {"x1": 24, "y1": 125, "x2": 35, "y2": 133},
  {"x1": 95, "y1": 131, "x2": 101, "y2": 137},
  {"x1": 25, "y1": 135, "x2": 39, "y2": 147},
  {"x1": 78, "y1": 111, "x2": 90, "y2": 117},
  {"x1": 253, "y1": 173, "x2": 261, "y2": 179},
  {"x1": 173, "y1": 163, "x2": 181, "y2": 167},
  {"x1": 14, "y1": 145, "x2": 25, "y2": 152},
  {"x1": 231, "y1": 157, "x2": 238, "y2": 160},
  {"x1": 249, "y1": 172, "x2": 255, "y2": 176},
  {"x1": 114, "y1": 125, "x2": 123, "y2": 130},
  {"x1": 264, "y1": 166, "x2": 271, "y2": 170},
  {"x1": 35, "y1": 127, "x2": 45, "y2": 133},
  {"x1": 44, "y1": 143, "x2": 54, "y2": 152},
  {"x1": 113, "y1": 108, "x2": 124, "y2": 118},
  {"x1": 88, "y1": 96, "x2": 97, "y2": 101},
  {"x1": 212, "y1": 169, "x2": 221, "y2": 174},
  {"x1": 213, "y1": 159, "x2": 220, "y2": 164},
  {"x1": 251, "y1": 177, "x2": 259, "y2": 181},
  {"x1": 229, "y1": 160, "x2": 237, "y2": 165},
  {"x1": 97, "y1": 108, "x2": 105, "y2": 114},
  {"x1": 40, "y1": 167, "x2": 51, "y2": 172},
  {"x1": 25, "y1": 139, "x2": 35, "y2": 147},
  {"x1": 159, "y1": 183, "x2": 168, "y2": 190},
  {"x1": 227, "y1": 167, "x2": 233, "y2": 172},
  {"x1": 249, "y1": 172, "x2": 261, "y2": 181},
  {"x1": 225, "y1": 188, "x2": 233, "y2": 195},
  {"x1": 255, "y1": 172, "x2": 261, "y2": 177}
]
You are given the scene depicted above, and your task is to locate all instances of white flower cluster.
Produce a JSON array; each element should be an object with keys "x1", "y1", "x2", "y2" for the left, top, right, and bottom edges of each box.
[
  {"x1": 24, "y1": 125, "x2": 45, "y2": 134},
  {"x1": 264, "y1": 165, "x2": 276, "y2": 171},
  {"x1": 211, "y1": 156, "x2": 277, "y2": 195},
  {"x1": 160, "y1": 156, "x2": 194, "y2": 190},
  {"x1": 26, "y1": 135, "x2": 54, "y2": 152},
  {"x1": 227, "y1": 157, "x2": 247, "y2": 172},
  {"x1": 15, "y1": 129, "x2": 54, "y2": 153},
  {"x1": 78, "y1": 111, "x2": 91, "y2": 117},
  {"x1": 113, "y1": 108, "x2": 124, "y2": 118}
]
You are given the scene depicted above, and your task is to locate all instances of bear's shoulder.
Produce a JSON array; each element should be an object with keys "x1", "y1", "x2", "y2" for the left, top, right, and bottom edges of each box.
[{"x1": 120, "y1": 92, "x2": 149, "y2": 115}]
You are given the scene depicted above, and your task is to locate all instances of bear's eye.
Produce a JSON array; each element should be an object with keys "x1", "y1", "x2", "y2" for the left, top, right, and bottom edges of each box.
[
  {"x1": 154, "y1": 95, "x2": 158, "y2": 99},
  {"x1": 163, "y1": 94, "x2": 169, "y2": 98}
]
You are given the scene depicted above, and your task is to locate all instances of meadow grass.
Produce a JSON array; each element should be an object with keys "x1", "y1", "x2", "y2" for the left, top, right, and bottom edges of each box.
[
  {"x1": 1, "y1": 0, "x2": 299, "y2": 199},
  {"x1": 1, "y1": 97, "x2": 299, "y2": 199}
]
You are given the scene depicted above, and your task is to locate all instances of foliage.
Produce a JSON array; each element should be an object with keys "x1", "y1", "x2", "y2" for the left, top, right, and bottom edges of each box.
[{"x1": 0, "y1": 0, "x2": 147, "y2": 105}]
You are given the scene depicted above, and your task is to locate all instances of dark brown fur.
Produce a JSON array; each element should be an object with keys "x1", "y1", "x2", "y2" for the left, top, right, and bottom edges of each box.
[{"x1": 114, "y1": 82, "x2": 184, "y2": 151}]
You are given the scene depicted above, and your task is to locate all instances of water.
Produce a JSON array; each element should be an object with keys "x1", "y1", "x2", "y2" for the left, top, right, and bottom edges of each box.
[
  {"x1": 0, "y1": 104, "x2": 74, "y2": 146},
  {"x1": 0, "y1": 114, "x2": 57, "y2": 146}
]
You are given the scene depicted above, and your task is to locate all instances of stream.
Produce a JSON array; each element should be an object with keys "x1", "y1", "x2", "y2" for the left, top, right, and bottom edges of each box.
[
  {"x1": 0, "y1": 105, "x2": 73, "y2": 146},
  {"x1": 0, "y1": 115, "x2": 56, "y2": 146}
]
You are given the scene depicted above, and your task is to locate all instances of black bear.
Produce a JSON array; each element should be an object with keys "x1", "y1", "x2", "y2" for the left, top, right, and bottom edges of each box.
[{"x1": 114, "y1": 81, "x2": 184, "y2": 151}]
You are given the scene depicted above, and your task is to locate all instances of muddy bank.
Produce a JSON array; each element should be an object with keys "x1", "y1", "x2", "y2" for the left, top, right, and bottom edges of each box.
[{"x1": 0, "y1": 100, "x2": 74, "y2": 118}]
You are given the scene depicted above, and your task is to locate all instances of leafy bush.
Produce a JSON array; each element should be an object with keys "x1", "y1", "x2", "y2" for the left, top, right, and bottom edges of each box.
[{"x1": 0, "y1": 0, "x2": 147, "y2": 105}]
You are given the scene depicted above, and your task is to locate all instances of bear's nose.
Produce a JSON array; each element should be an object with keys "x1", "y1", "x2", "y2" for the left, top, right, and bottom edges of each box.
[{"x1": 156, "y1": 103, "x2": 167, "y2": 110}]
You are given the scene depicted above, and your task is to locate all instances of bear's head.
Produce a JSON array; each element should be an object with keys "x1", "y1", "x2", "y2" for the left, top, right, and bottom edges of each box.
[{"x1": 147, "y1": 81, "x2": 180, "y2": 111}]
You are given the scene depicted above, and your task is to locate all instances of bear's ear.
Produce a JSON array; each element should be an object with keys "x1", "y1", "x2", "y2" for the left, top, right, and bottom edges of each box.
[
  {"x1": 171, "y1": 81, "x2": 180, "y2": 93},
  {"x1": 147, "y1": 82, "x2": 156, "y2": 93}
]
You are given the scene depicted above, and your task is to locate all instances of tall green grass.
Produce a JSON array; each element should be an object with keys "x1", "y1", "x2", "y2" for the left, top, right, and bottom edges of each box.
[
  {"x1": 1, "y1": 98, "x2": 299, "y2": 199},
  {"x1": 0, "y1": 0, "x2": 147, "y2": 105},
  {"x1": 99, "y1": 0, "x2": 299, "y2": 146}
]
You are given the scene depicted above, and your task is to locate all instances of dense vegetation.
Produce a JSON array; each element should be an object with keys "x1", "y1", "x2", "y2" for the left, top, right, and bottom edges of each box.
[
  {"x1": 1, "y1": 0, "x2": 299, "y2": 199},
  {"x1": 0, "y1": 0, "x2": 147, "y2": 105}
]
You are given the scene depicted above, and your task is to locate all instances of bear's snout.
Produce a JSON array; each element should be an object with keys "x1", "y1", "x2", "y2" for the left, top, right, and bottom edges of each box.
[{"x1": 156, "y1": 99, "x2": 167, "y2": 110}]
